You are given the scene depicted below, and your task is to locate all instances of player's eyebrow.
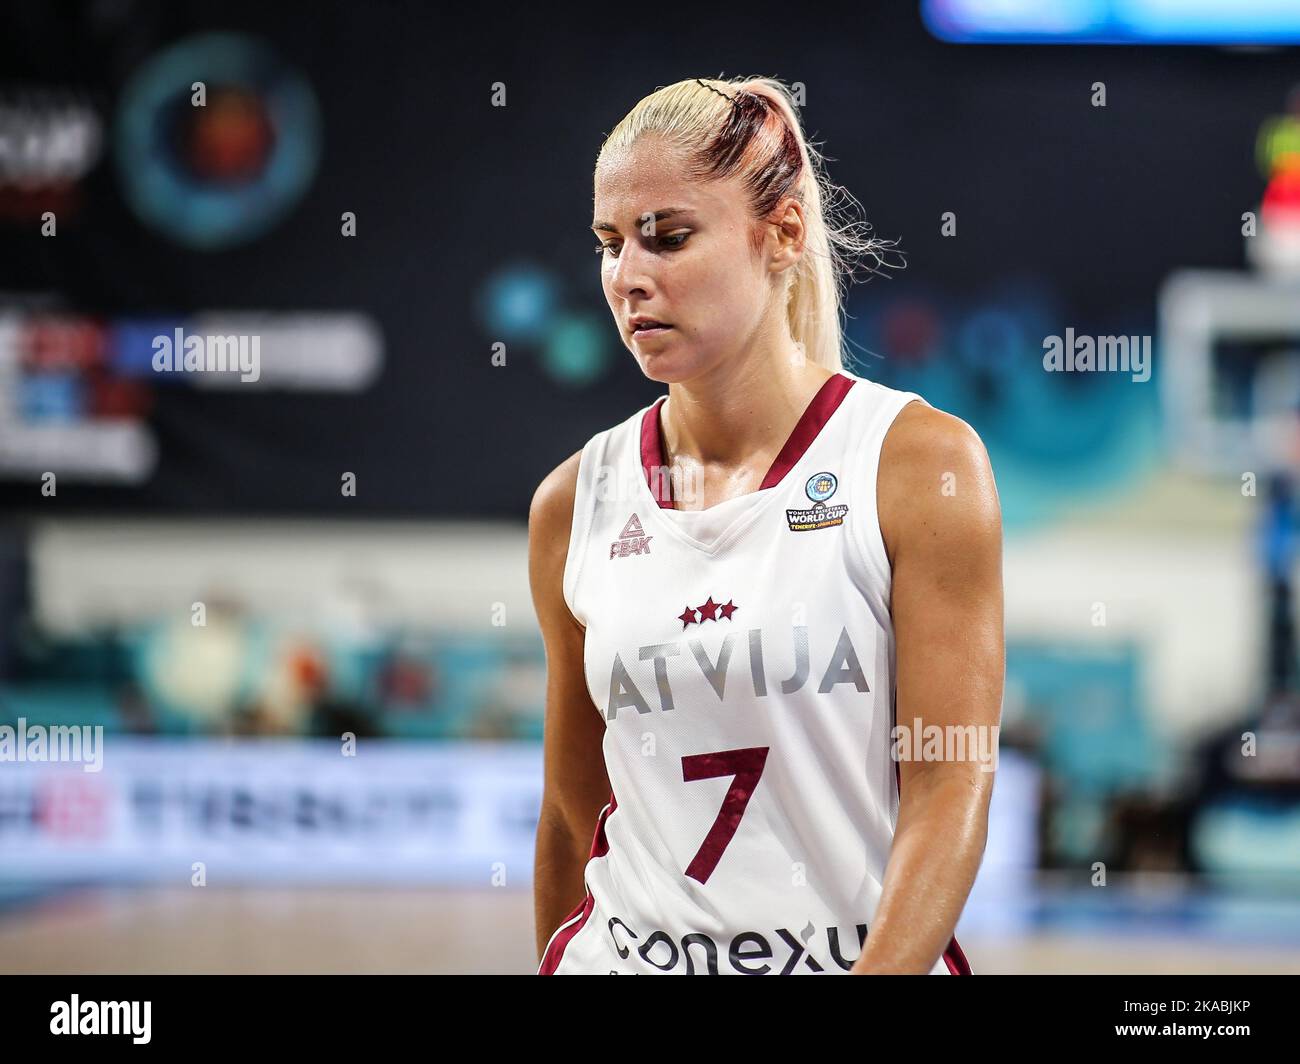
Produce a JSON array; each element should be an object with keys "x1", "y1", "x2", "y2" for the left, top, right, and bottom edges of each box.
[{"x1": 591, "y1": 208, "x2": 694, "y2": 233}]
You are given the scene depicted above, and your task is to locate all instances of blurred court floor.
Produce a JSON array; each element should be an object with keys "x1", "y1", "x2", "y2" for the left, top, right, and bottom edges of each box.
[{"x1": 1, "y1": 883, "x2": 1298, "y2": 974}]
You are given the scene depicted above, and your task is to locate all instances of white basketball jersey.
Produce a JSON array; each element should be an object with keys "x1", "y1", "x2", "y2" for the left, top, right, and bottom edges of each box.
[{"x1": 539, "y1": 369, "x2": 972, "y2": 975}]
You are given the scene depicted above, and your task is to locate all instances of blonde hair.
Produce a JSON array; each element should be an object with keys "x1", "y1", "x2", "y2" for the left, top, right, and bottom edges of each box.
[{"x1": 597, "y1": 75, "x2": 899, "y2": 372}]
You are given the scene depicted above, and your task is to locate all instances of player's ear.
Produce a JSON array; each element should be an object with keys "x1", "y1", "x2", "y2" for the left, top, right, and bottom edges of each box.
[{"x1": 768, "y1": 197, "x2": 805, "y2": 274}]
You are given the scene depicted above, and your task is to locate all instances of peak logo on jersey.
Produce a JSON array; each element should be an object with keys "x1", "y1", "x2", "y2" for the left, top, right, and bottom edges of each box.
[
  {"x1": 610, "y1": 513, "x2": 653, "y2": 559},
  {"x1": 787, "y1": 471, "x2": 848, "y2": 532},
  {"x1": 605, "y1": 914, "x2": 869, "y2": 974},
  {"x1": 677, "y1": 596, "x2": 739, "y2": 629}
]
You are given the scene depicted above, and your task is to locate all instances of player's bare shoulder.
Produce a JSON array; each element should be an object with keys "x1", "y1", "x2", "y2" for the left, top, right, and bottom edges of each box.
[
  {"x1": 528, "y1": 449, "x2": 585, "y2": 630},
  {"x1": 877, "y1": 401, "x2": 1001, "y2": 565},
  {"x1": 880, "y1": 402, "x2": 993, "y2": 486},
  {"x1": 530, "y1": 450, "x2": 583, "y2": 546}
]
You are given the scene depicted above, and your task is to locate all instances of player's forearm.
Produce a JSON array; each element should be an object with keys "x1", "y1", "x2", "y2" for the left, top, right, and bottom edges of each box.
[
  {"x1": 533, "y1": 812, "x2": 591, "y2": 963},
  {"x1": 850, "y1": 768, "x2": 990, "y2": 974}
]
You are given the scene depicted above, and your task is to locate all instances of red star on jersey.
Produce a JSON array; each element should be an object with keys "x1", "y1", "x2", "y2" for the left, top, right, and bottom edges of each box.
[{"x1": 677, "y1": 597, "x2": 738, "y2": 627}]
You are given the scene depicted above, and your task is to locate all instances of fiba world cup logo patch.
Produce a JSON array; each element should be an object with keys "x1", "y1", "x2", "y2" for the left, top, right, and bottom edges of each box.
[{"x1": 786, "y1": 471, "x2": 849, "y2": 532}]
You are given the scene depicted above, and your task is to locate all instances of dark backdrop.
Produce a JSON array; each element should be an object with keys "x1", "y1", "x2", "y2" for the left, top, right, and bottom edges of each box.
[{"x1": 0, "y1": 0, "x2": 1288, "y2": 516}]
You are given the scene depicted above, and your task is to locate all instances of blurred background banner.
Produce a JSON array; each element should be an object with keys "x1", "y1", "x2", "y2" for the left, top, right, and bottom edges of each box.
[
  {"x1": 0, "y1": 738, "x2": 542, "y2": 883},
  {"x1": 2, "y1": 0, "x2": 1300, "y2": 973}
]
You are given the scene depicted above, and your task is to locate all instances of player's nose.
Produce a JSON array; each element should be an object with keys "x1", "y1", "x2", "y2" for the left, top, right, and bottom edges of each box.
[{"x1": 608, "y1": 243, "x2": 657, "y2": 303}]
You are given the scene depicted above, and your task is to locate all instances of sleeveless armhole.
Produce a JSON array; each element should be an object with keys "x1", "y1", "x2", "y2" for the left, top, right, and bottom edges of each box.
[
  {"x1": 561, "y1": 437, "x2": 598, "y2": 629},
  {"x1": 848, "y1": 386, "x2": 931, "y2": 598}
]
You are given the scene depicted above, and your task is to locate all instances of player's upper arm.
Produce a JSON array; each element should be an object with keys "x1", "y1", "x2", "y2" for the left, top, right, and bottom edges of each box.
[
  {"x1": 877, "y1": 403, "x2": 1004, "y2": 788},
  {"x1": 529, "y1": 450, "x2": 586, "y2": 641},
  {"x1": 528, "y1": 451, "x2": 610, "y2": 844}
]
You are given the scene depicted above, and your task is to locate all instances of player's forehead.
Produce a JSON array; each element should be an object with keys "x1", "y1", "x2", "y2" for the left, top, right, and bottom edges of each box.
[{"x1": 593, "y1": 137, "x2": 731, "y2": 230}]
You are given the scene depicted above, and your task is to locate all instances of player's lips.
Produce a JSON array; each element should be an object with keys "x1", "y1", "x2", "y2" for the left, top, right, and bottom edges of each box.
[{"x1": 629, "y1": 318, "x2": 673, "y2": 338}]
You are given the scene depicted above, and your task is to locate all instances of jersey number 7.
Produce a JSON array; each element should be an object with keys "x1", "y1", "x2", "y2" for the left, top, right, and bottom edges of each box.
[{"x1": 681, "y1": 746, "x2": 770, "y2": 884}]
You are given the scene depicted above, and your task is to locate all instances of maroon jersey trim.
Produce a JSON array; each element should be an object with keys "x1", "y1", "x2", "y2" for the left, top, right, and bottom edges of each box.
[
  {"x1": 537, "y1": 792, "x2": 617, "y2": 975},
  {"x1": 640, "y1": 372, "x2": 857, "y2": 509}
]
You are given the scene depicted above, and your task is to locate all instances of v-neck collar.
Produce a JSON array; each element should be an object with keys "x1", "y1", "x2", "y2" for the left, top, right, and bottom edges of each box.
[{"x1": 639, "y1": 371, "x2": 857, "y2": 510}]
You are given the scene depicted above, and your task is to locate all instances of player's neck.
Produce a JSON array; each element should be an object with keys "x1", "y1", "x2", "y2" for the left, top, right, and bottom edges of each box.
[{"x1": 660, "y1": 348, "x2": 835, "y2": 470}]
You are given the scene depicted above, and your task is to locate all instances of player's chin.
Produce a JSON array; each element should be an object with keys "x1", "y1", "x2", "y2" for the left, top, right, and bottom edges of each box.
[
  {"x1": 638, "y1": 364, "x2": 693, "y2": 386},
  {"x1": 631, "y1": 345, "x2": 699, "y2": 383}
]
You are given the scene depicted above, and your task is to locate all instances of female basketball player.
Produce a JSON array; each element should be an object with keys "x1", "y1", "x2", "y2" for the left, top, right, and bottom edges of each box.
[{"x1": 529, "y1": 76, "x2": 1003, "y2": 975}]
